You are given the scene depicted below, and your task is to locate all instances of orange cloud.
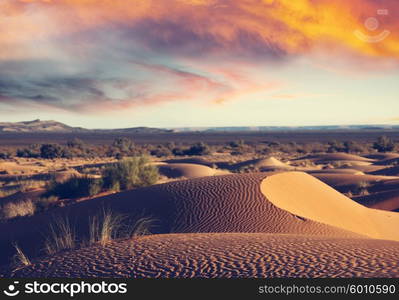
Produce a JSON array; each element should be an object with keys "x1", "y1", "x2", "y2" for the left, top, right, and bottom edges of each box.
[
  {"x1": 1, "y1": 0, "x2": 398, "y2": 60},
  {"x1": 1, "y1": 0, "x2": 398, "y2": 113}
]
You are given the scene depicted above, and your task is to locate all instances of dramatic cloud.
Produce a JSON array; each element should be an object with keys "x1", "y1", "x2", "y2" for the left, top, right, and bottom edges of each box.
[{"x1": 0, "y1": 0, "x2": 398, "y2": 113}]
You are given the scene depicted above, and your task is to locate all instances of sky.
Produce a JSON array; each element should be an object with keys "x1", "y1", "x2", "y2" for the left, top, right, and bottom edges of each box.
[{"x1": 0, "y1": 0, "x2": 398, "y2": 129}]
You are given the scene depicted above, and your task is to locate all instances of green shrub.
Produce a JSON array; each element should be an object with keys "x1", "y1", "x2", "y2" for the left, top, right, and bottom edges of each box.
[
  {"x1": 40, "y1": 144, "x2": 64, "y2": 159},
  {"x1": 45, "y1": 176, "x2": 103, "y2": 199},
  {"x1": 16, "y1": 144, "x2": 41, "y2": 158},
  {"x1": 184, "y1": 142, "x2": 210, "y2": 156},
  {"x1": 102, "y1": 157, "x2": 159, "y2": 191},
  {"x1": 172, "y1": 142, "x2": 210, "y2": 156},
  {"x1": 0, "y1": 151, "x2": 11, "y2": 159},
  {"x1": 373, "y1": 136, "x2": 395, "y2": 153}
]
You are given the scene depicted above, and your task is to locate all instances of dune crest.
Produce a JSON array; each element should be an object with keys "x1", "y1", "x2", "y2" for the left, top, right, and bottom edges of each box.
[{"x1": 261, "y1": 172, "x2": 399, "y2": 241}]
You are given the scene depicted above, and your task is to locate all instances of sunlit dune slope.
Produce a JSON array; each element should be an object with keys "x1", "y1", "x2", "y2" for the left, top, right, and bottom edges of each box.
[{"x1": 261, "y1": 172, "x2": 399, "y2": 241}]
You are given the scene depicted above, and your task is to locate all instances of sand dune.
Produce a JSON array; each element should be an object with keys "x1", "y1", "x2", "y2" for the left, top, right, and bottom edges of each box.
[
  {"x1": 3, "y1": 233, "x2": 399, "y2": 278},
  {"x1": 0, "y1": 173, "x2": 361, "y2": 266},
  {"x1": 370, "y1": 166, "x2": 399, "y2": 176},
  {"x1": 312, "y1": 173, "x2": 398, "y2": 189},
  {"x1": 163, "y1": 158, "x2": 214, "y2": 167},
  {"x1": 365, "y1": 153, "x2": 399, "y2": 161},
  {"x1": 261, "y1": 172, "x2": 399, "y2": 241},
  {"x1": 158, "y1": 163, "x2": 224, "y2": 179},
  {"x1": 342, "y1": 164, "x2": 388, "y2": 173},
  {"x1": 353, "y1": 189, "x2": 399, "y2": 212},
  {"x1": 233, "y1": 157, "x2": 292, "y2": 171},
  {"x1": 308, "y1": 169, "x2": 364, "y2": 175},
  {"x1": 2, "y1": 171, "x2": 399, "y2": 277},
  {"x1": 295, "y1": 153, "x2": 374, "y2": 163},
  {"x1": 374, "y1": 157, "x2": 399, "y2": 166}
]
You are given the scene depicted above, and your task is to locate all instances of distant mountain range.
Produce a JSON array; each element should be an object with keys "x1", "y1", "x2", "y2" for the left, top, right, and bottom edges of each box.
[
  {"x1": 0, "y1": 120, "x2": 172, "y2": 134},
  {"x1": 0, "y1": 120, "x2": 398, "y2": 133}
]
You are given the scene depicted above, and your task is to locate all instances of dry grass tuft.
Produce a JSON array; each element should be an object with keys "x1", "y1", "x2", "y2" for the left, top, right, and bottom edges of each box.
[
  {"x1": 44, "y1": 217, "x2": 75, "y2": 255},
  {"x1": 88, "y1": 209, "x2": 125, "y2": 246},
  {"x1": 131, "y1": 217, "x2": 156, "y2": 237},
  {"x1": 12, "y1": 243, "x2": 31, "y2": 267},
  {"x1": 0, "y1": 199, "x2": 36, "y2": 220}
]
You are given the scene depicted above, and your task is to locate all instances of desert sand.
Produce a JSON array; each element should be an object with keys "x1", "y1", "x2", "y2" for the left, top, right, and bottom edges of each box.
[
  {"x1": 157, "y1": 163, "x2": 227, "y2": 179},
  {"x1": 353, "y1": 189, "x2": 399, "y2": 211},
  {"x1": 3, "y1": 233, "x2": 399, "y2": 278},
  {"x1": 261, "y1": 172, "x2": 399, "y2": 240},
  {"x1": 232, "y1": 156, "x2": 292, "y2": 171},
  {"x1": 1, "y1": 169, "x2": 399, "y2": 278}
]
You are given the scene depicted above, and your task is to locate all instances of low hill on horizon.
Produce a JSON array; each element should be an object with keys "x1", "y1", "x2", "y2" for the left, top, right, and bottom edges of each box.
[{"x1": 0, "y1": 120, "x2": 171, "y2": 134}]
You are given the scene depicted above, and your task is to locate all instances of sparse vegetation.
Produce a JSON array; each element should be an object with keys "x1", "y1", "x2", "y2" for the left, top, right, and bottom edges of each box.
[
  {"x1": 44, "y1": 217, "x2": 76, "y2": 255},
  {"x1": 0, "y1": 151, "x2": 11, "y2": 159},
  {"x1": 0, "y1": 199, "x2": 36, "y2": 221},
  {"x1": 373, "y1": 136, "x2": 395, "y2": 153},
  {"x1": 45, "y1": 176, "x2": 103, "y2": 199},
  {"x1": 88, "y1": 209, "x2": 125, "y2": 246},
  {"x1": 40, "y1": 143, "x2": 64, "y2": 159},
  {"x1": 130, "y1": 216, "x2": 157, "y2": 237},
  {"x1": 12, "y1": 243, "x2": 31, "y2": 267},
  {"x1": 173, "y1": 142, "x2": 211, "y2": 156},
  {"x1": 35, "y1": 196, "x2": 60, "y2": 212},
  {"x1": 354, "y1": 181, "x2": 371, "y2": 196},
  {"x1": 16, "y1": 144, "x2": 41, "y2": 158},
  {"x1": 102, "y1": 157, "x2": 159, "y2": 192},
  {"x1": 40, "y1": 210, "x2": 156, "y2": 256}
]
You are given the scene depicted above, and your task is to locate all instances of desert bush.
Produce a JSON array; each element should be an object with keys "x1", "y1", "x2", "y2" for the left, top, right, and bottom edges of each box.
[
  {"x1": 343, "y1": 141, "x2": 367, "y2": 153},
  {"x1": 172, "y1": 147, "x2": 186, "y2": 156},
  {"x1": 40, "y1": 143, "x2": 64, "y2": 159},
  {"x1": 107, "y1": 137, "x2": 137, "y2": 158},
  {"x1": 150, "y1": 146, "x2": 172, "y2": 157},
  {"x1": 327, "y1": 140, "x2": 345, "y2": 153},
  {"x1": 228, "y1": 140, "x2": 245, "y2": 148},
  {"x1": 35, "y1": 196, "x2": 60, "y2": 212},
  {"x1": 0, "y1": 151, "x2": 11, "y2": 159},
  {"x1": 67, "y1": 138, "x2": 85, "y2": 149},
  {"x1": 353, "y1": 181, "x2": 371, "y2": 196},
  {"x1": 173, "y1": 142, "x2": 210, "y2": 156},
  {"x1": 112, "y1": 137, "x2": 134, "y2": 152},
  {"x1": 185, "y1": 142, "x2": 210, "y2": 156},
  {"x1": 373, "y1": 136, "x2": 395, "y2": 153},
  {"x1": 45, "y1": 176, "x2": 103, "y2": 199},
  {"x1": 44, "y1": 217, "x2": 76, "y2": 255},
  {"x1": 102, "y1": 157, "x2": 159, "y2": 191},
  {"x1": 16, "y1": 144, "x2": 41, "y2": 158},
  {"x1": 0, "y1": 199, "x2": 36, "y2": 220}
]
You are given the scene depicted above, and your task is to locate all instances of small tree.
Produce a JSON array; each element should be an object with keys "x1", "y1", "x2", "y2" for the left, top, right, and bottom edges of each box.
[
  {"x1": 40, "y1": 144, "x2": 63, "y2": 159},
  {"x1": 373, "y1": 136, "x2": 395, "y2": 153}
]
